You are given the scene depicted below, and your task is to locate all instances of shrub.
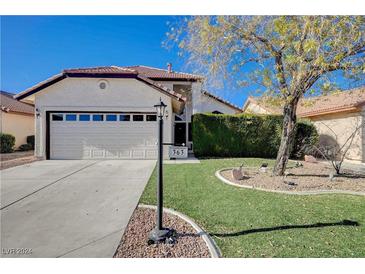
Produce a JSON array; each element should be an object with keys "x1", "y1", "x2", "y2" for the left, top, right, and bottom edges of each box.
[
  {"x1": 192, "y1": 113, "x2": 318, "y2": 159},
  {"x1": 291, "y1": 120, "x2": 319, "y2": 159},
  {"x1": 26, "y1": 135, "x2": 35, "y2": 149},
  {"x1": 18, "y1": 143, "x2": 34, "y2": 151},
  {"x1": 0, "y1": 133, "x2": 16, "y2": 153}
]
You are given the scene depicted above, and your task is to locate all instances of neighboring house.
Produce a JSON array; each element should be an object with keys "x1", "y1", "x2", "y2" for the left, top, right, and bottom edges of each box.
[
  {"x1": 1, "y1": 91, "x2": 35, "y2": 149},
  {"x1": 15, "y1": 65, "x2": 241, "y2": 160},
  {"x1": 242, "y1": 87, "x2": 365, "y2": 163}
]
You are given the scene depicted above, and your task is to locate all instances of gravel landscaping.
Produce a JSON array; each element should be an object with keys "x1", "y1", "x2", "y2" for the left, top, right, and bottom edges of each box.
[
  {"x1": 114, "y1": 207, "x2": 211, "y2": 258},
  {"x1": 220, "y1": 162, "x2": 365, "y2": 193}
]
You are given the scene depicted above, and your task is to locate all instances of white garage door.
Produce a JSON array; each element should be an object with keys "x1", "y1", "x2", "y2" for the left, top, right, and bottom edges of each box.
[{"x1": 50, "y1": 113, "x2": 158, "y2": 159}]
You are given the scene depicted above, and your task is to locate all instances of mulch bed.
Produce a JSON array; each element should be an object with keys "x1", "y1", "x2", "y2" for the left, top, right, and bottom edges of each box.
[
  {"x1": 114, "y1": 207, "x2": 211, "y2": 258},
  {"x1": 220, "y1": 162, "x2": 365, "y2": 193}
]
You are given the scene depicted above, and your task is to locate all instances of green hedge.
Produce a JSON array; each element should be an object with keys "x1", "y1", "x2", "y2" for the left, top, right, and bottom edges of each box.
[
  {"x1": 192, "y1": 113, "x2": 318, "y2": 159},
  {"x1": 0, "y1": 133, "x2": 16, "y2": 153}
]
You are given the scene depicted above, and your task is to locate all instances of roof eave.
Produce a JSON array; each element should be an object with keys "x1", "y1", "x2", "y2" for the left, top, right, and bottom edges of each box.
[
  {"x1": 299, "y1": 106, "x2": 361, "y2": 118},
  {"x1": 15, "y1": 72, "x2": 186, "y2": 105},
  {"x1": 148, "y1": 77, "x2": 203, "y2": 82},
  {"x1": 15, "y1": 73, "x2": 66, "y2": 101},
  {"x1": 203, "y1": 91, "x2": 242, "y2": 113}
]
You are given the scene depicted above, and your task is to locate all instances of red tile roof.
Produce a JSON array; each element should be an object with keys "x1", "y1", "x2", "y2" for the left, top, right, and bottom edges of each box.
[
  {"x1": 1, "y1": 91, "x2": 34, "y2": 115},
  {"x1": 15, "y1": 66, "x2": 186, "y2": 103},
  {"x1": 123, "y1": 65, "x2": 203, "y2": 80},
  {"x1": 63, "y1": 66, "x2": 137, "y2": 75},
  {"x1": 243, "y1": 87, "x2": 365, "y2": 117},
  {"x1": 298, "y1": 87, "x2": 365, "y2": 117},
  {"x1": 62, "y1": 65, "x2": 203, "y2": 81}
]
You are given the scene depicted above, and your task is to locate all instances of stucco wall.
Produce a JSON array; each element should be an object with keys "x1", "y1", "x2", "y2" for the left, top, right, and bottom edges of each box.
[
  {"x1": 156, "y1": 80, "x2": 238, "y2": 115},
  {"x1": 244, "y1": 102, "x2": 272, "y2": 114},
  {"x1": 192, "y1": 89, "x2": 237, "y2": 115},
  {"x1": 33, "y1": 77, "x2": 173, "y2": 158},
  {"x1": 0, "y1": 111, "x2": 35, "y2": 148},
  {"x1": 310, "y1": 111, "x2": 363, "y2": 163}
]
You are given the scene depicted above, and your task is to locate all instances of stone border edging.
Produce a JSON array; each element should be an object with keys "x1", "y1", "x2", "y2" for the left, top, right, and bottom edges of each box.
[
  {"x1": 215, "y1": 168, "x2": 365, "y2": 196},
  {"x1": 138, "y1": 204, "x2": 222, "y2": 258}
]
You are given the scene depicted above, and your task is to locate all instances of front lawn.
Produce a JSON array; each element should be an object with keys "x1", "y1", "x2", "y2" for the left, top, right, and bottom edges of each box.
[{"x1": 140, "y1": 158, "x2": 365, "y2": 257}]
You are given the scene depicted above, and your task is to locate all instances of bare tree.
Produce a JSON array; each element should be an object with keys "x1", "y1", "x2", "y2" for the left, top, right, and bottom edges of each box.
[
  {"x1": 302, "y1": 119, "x2": 364, "y2": 175},
  {"x1": 167, "y1": 16, "x2": 365, "y2": 175}
]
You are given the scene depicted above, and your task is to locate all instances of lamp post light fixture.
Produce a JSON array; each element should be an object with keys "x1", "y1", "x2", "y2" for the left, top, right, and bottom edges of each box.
[{"x1": 148, "y1": 99, "x2": 176, "y2": 244}]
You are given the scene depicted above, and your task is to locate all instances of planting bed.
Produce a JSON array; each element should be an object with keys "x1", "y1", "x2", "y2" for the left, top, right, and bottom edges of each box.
[
  {"x1": 114, "y1": 207, "x2": 211, "y2": 258},
  {"x1": 219, "y1": 162, "x2": 365, "y2": 193}
]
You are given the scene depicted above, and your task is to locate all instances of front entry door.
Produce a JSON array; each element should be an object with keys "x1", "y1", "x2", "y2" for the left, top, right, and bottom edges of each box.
[{"x1": 174, "y1": 123, "x2": 186, "y2": 146}]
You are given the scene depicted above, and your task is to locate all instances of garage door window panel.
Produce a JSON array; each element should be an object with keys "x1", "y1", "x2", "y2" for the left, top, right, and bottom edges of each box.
[
  {"x1": 133, "y1": 115, "x2": 144, "y2": 122},
  {"x1": 120, "y1": 114, "x2": 130, "y2": 121},
  {"x1": 93, "y1": 114, "x2": 104, "y2": 121},
  {"x1": 52, "y1": 114, "x2": 63, "y2": 121},
  {"x1": 65, "y1": 114, "x2": 77, "y2": 121},
  {"x1": 146, "y1": 115, "x2": 157, "y2": 122},
  {"x1": 106, "y1": 114, "x2": 117, "y2": 121},
  {"x1": 80, "y1": 114, "x2": 91, "y2": 121}
]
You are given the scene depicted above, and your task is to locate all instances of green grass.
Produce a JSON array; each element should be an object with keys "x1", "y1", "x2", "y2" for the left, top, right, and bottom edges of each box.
[{"x1": 140, "y1": 158, "x2": 365, "y2": 257}]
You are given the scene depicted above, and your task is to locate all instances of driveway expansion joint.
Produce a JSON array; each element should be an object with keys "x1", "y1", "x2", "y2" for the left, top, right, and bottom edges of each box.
[{"x1": 0, "y1": 161, "x2": 99, "y2": 210}]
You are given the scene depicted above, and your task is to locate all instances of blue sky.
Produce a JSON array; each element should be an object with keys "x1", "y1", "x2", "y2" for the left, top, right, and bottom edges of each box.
[
  {"x1": 1, "y1": 15, "x2": 247, "y2": 107},
  {"x1": 1, "y1": 16, "x2": 363, "y2": 108}
]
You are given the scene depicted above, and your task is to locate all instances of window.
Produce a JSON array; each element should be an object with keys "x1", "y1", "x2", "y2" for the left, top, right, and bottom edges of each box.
[
  {"x1": 146, "y1": 115, "x2": 157, "y2": 122},
  {"x1": 98, "y1": 80, "x2": 108, "y2": 90},
  {"x1": 174, "y1": 115, "x2": 183, "y2": 121},
  {"x1": 106, "y1": 114, "x2": 117, "y2": 121},
  {"x1": 133, "y1": 115, "x2": 144, "y2": 121},
  {"x1": 119, "y1": 114, "x2": 130, "y2": 121},
  {"x1": 65, "y1": 114, "x2": 77, "y2": 121},
  {"x1": 188, "y1": 122, "x2": 192, "y2": 142},
  {"x1": 93, "y1": 114, "x2": 104, "y2": 121},
  {"x1": 212, "y1": 110, "x2": 223, "y2": 114},
  {"x1": 99, "y1": 82, "x2": 106, "y2": 89},
  {"x1": 52, "y1": 114, "x2": 63, "y2": 121},
  {"x1": 79, "y1": 114, "x2": 90, "y2": 121}
]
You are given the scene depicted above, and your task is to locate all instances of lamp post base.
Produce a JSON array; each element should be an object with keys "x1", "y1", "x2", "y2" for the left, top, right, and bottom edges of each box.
[{"x1": 148, "y1": 227, "x2": 176, "y2": 245}]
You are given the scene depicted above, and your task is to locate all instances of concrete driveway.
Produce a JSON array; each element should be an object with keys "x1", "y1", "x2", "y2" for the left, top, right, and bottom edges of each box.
[{"x1": 0, "y1": 160, "x2": 155, "y2": 258}]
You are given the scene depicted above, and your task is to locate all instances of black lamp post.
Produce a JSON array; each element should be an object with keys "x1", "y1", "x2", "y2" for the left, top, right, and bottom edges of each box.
[{"x1": 148, "y1": 99, "x2": 175, "y2": 244}]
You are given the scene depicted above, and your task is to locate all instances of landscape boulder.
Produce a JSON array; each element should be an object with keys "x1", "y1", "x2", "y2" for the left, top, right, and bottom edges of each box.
[{"x1": 304, "y1": 155, "x2": 317, "y2": 163}]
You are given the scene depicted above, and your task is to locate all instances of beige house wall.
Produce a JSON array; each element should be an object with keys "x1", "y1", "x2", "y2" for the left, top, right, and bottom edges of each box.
[
  {"x1": 0, "y1": 111, "x2": 35, "y2": 148},
  {"x1": 309, "y1": 111, "x2": 363, "y2": 163},
  {"x1": 32, "y1": 77, "x2": 173, "y2": 159},
  {"x1": 244, "y1": 101, "x2": 273, "y2": 114}
]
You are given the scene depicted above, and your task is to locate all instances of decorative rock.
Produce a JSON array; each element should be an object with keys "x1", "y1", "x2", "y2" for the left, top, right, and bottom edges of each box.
[
  {"x1": 232, "y1": 168, "x2": 244, "y2": 180},
  {"x1": 259, "y1": 167, "x2": 268, "y2": 173},
  {"x1": 329, "y1": 172, "x2": 335, "y2": 181},
  {"x1": 304, "y1": 155, "x2": 317, "y2": 163},
  {"x1": 284, "y1": 181, "x2": 297, "y2": 186}
]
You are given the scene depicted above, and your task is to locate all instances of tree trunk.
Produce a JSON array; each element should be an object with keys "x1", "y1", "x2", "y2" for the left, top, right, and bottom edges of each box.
[{"x1": 273, "y1": 100, "x2": 298, "y2": 176}]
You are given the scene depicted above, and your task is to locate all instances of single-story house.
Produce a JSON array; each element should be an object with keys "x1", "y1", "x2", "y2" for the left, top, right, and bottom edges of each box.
[
  {"x1": 242, "y1": 87, "x2": 365, "y2": 163},
  {"x1": 15, "y1": 65, "x2": 241, "y2": 160},
  {"x1": 1, "y1": 90, "x2": 35, "y2": 149}
]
